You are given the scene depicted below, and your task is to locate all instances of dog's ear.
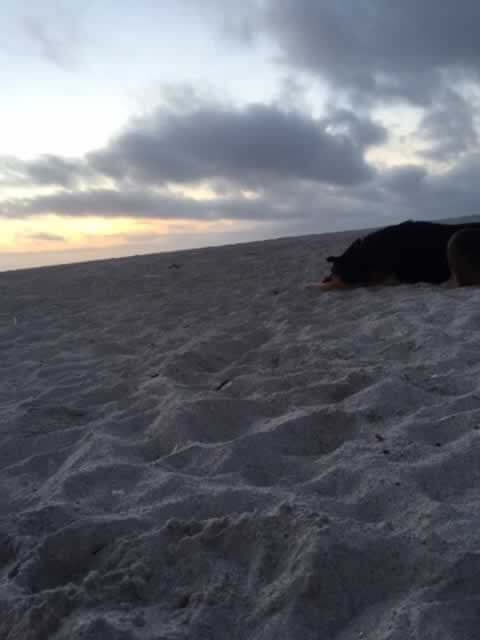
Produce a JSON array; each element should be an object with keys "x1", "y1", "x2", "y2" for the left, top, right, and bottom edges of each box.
[{"x1": 326, "y1": 256, "x2": 337, "y2": 263}]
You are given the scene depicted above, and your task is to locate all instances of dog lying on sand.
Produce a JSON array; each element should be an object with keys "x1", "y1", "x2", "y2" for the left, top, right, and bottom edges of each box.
[{"x1": 310, "y1": 220, "x2": 480, "y2": 289}]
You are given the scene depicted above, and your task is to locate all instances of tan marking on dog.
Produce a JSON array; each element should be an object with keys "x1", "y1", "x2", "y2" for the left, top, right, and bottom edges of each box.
[{"x1": 304, "y1": 276, "x2": 347, "y2": 290}]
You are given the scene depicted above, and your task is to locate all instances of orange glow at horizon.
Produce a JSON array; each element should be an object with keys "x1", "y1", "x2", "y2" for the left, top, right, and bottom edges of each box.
[{"x1": 0, "y1": 214, "x2": 241, "y2": 254}]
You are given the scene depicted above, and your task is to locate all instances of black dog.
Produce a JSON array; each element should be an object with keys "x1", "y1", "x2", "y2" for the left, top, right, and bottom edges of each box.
[{"x1": 318, "y1": 220, "x2": 480, "y2": 288}]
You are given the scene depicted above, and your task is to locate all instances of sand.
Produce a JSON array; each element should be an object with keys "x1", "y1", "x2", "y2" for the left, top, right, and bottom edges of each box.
[{"x1": 2, "y1": 226, "x2": 480, "y2": 639}]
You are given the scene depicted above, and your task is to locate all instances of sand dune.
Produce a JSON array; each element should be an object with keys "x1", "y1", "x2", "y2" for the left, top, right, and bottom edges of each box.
[{"x1": 2, "y1": 227, "x2": 480, "y2": 638}]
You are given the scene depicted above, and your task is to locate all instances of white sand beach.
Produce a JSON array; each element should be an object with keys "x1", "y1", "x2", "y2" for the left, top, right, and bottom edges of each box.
[{"x1": 3, "y1": 225, "x2": 480, "y2": 639}]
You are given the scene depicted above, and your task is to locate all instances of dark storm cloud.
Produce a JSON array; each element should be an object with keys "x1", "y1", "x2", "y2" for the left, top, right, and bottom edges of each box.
[
  {"x1": 263, "y1": 1, "x2": 480, "y2": 104},
  {"x1": 1, "y1": 87, "x2": 478, "y2": 235},
  {"x1": 88, "y1": 104, "x2": 382, "y2": 187},
  {"x1": 4, "y1": 103, "x2": 383, "y2": 190},
  {"x1": 0, "y1": 188, "x2": 307, "y2": 222},
  {"x1": 251, "y1": 1, "x2": 480, "y2": 167},
  {"x1": 1, "y1": 190, "x2": 198, "y2": 219},
  {"x1": 381, "y1": 165, "x2": 428, "y2": 195},
  {"x1": 324, "y1": 109, "x2": 387, "y2": 147},
  {"x1": 4, "y1": 151, "x2": 480, "y2": 236},
  {"x1": 0, "y1": 180, "x2": 394, "y2": 238},
  {"x1": 25, "y1": 155, "x2": 92, "y2": 187},
  {"x1": 378, "y1": 155, "x2": 480, "y2": 221},
  {"x1": 0, "y1": 155, "x2": 91, "y2": 188},
  {"x1": 417, "y1": 90, "x2": 478, "y2": 162}
]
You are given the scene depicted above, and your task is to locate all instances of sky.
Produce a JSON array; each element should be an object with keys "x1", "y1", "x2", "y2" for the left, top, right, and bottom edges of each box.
[{"x1": 3, "y1": 1, "x2": 480, "y2": 270}]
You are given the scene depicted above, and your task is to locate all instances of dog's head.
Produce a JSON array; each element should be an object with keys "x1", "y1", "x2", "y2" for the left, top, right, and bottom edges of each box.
[{"x1": 323, "y1": 238, "x2": 374, "y2": 287}]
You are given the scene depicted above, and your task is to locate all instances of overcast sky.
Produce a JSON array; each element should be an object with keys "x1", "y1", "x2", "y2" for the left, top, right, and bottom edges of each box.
[{"x1": 2, "y1": 1, "x2": 480, "y2": 269}]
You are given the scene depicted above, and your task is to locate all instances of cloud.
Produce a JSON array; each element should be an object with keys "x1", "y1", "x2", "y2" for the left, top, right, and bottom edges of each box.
[
  {"x1": 4, "y1": 150, "x2": 480, "y2": 238},
  {"x1": 26, "y1": 155, "x2": 92, "y2": 188},
  {"x1": 24, "y1": 232, "x2": 65, "y2": 242},
  {"x1": 0, "y1": 188, "x2": 301, "y2": 222},
  {"x1": 2, "y1": 94, "x2": 480, "y2": 237},
  {"x1": 0, "y1": 157, "x2": 27, "y2": 185},
  {"x1": 3, "y1": 102, "x2": 384, "y2": 190},
  {"x1": 417, "y1": 90, "x2": 478, "y2": 162},
  {"x1": 179, "y1": 0, "x2": 262, "y2": 45},
  {"x1": 324, "y1": 109, "x2": 388, "y2": 147},
  {"x1": 0, "y1": 94, "x2": 389, "y2": 236},
  {"x1": 249, "y1": 2, "x2": 480, "y2": 169},
  {"x1": 262, "y1": 1, "x2": 480, "y2": 105},
  {"x1": 21, "y1": 7, "x2": 83, "y2": 70},
  {"x1": 0, "y1": 155, "x2": 92, "y2": 188},
  {"x1": 380, "y1": 165, "x2": 428, "y2": 199},
  {"x1": 2, "y1": 10, "x2": 480, "y2": 243},
  {"x1": 378, "y1": 154, "x2": 480, "y2": 221},
  {"x1": 88, "y1": 103, "x2": 383, "y2": 187}
]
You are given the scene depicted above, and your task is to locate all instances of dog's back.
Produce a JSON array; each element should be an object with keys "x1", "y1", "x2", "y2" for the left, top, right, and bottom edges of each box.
[
  {"x1": 368, "y1": 221, "x2": 458, "y2": 283},
  {"x1": 326, "y1": 220, "x2": 480, "y2": 286}
]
